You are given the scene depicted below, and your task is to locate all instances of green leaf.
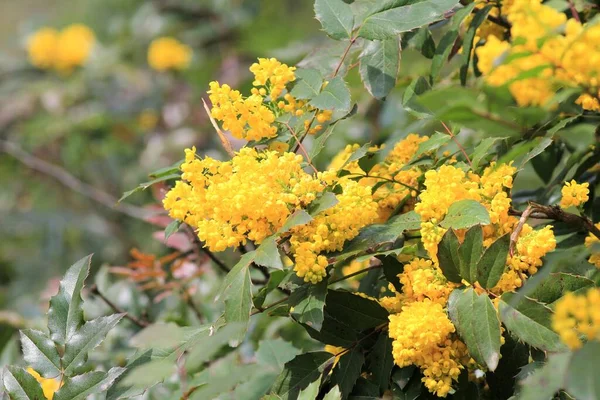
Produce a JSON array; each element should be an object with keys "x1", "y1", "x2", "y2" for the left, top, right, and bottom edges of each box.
[
  {"x1": 309, "y1": 125, "x2": 337, "y2": 160},
  {"x1": 367, "y1": 333, "x2": 395, "y2": 393},
  {"x1": 2, "y1": 366, "x2": 46, "y2": 400},
  {"x1": 289, "y1": 280, "x2": 328, "y2": 331},
  {"x1": 529, "y1": 273, "x2": 594, "y2": 305},
  {"x1": 314, "y1": 0, "x2": 354, "y2": 40},
  {"x1": 255, "y1": 237, "x2": 283, "y2": 270},
  {"x1": 119, "y1": 174, "x2": 180, "y2": 202},
  {"x1": 54, "y1": 368, "x2": 125, "y2": 400},
  {"x1": 460, "y1": 5, "x2": 492, "y2": 85},
  {"x1": 331, "y1": 350, "x2": 365, "y2": 398},
  {"x1": 448, "y1": 288, "x2": 501, "y2": 371},
  {"x1": 471, "y1": 137, "x2": 506, "y2": 171},
  {"x1": 518, "y1": 137, "x2": 554, "y2": 170},
  {"x1": 279, "y1": 210, "x2": 313, "y2": 234},
  {"x1": 256, "y1": 339, "x2": 301, "y2": 373},
  {"x1": 332, "y1": 211, "x2": 421, "y2": 261},
  {"x1": 307, "y1": 192, "x2": 339, "y2": 216},
  {"x1": 254, "y1": 270, "x2": 290, "y2": 309},
  {"x1": 106, "y1": 349, "x2": 155, "y2": 400},
  {"x1": 19, "y1": 329, "x2": 61, "y2": 378},
  {"x1": 324, "y1": 290, "x2": 389, "y2": 331},
  {"x1": 291, "y1": 69, "x2": 324, "y2": 100},
  {"x1": 271, "y1": 352, "x2": 334, "y2": 399},
  {"x1": 440, "y1": 199, "x2": 491, "y2": 229},
  {"x1": 476, "y1": 234, "x2": 510, "y2": 288},
  {"x1": 402, "y1": 76, "x2": 431, "y2": 105},
  {"x1": 298, "y1": 377, "x2": 322, "y2": 400},
  {"x1": 323, "y1": 386, "x2": 342, "y2": 400},
  {"x1": 222, "y1": 256, "x2": 254, "y2": 339},
  {"x1": 486, "y1": 335, "x2": 529, "y2": 400},
  {"x1": 518, "y1": 352, "x2": 570, "y2": 400},
  {"x1": 414, "y1": 132, "x2": 451, "y2": 158},
  {"x1": 309, "y1": 76, "x2": 351, "y2": 113},
  {"x1": 129, "y1": 322, "x2": 191, "y2": 349},
  {"x1": 62, "y1": 313, "x2": 124, "y2": 375},
  {"x1": 565, "y1": 341, "x2": 600, "y2": 400},
  {"x1": 148, "y1": 159, "x2": 183, "y2": 178},
  {"x1": 164, "y1": 220, "x2": 181, "y2": 241},
  {"x1": 358, "y1": 0, "x2": 460, "y2": 40},
  {"x1": 359, "y1": 37, "x2": 400, "y2": 99},
  {"x1": 437, "y1": 229, "x2": 462, "y2": 283},
  {"x1": 498, "y1": 294, "x2": 566, "y2": 352},
  {"x1": 48, "y1": 255, "x2": 91, "y2": 345},
  {"x1": 459, "y1": 225, "x2": 484, "y2": 284},
  {"x1": 431, "y1": 2, "x2": 476, "y2": 82}
]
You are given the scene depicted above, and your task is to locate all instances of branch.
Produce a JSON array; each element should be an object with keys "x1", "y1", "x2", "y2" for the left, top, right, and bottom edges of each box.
[
  {"x1": 89, "y1": 285, "x2": 149, "y2": 328},
  {"x1": 441, "y1": 121, "x2": 472, "y2": 167},
  {"x1": 510, "y1": 203, "x2": 600, "y2": 240},
  {"x1": 0, "y1": 140, "x2": 153, "y2": 221},
  {"x1": 333, "y1": 36, "x2": 357, "y2": 78},
  {"x1": 510, "y1": 205, "x2": 533, "y2": 256}
]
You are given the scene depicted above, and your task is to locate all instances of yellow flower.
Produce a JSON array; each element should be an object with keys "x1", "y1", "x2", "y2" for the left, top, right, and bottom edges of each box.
[
  {"x1": 584, "y1": 223, "x2": 600, "y2": 268},
  {"x1": 560, "y1": 180, "x2": 590, "y2": 209},
  {"x1": 249, "y1": 57, "x2": 296, "y2": 99},
  {"x1": 27, "y1": 28, "x2": 59, "y2": 69},
  {"x1": 553, "y1": 288, "x2": 600, "y2": 349},
  {"x1": 399, "y1": 258, "x2": 454, "y2": 306},
  {"x1": 148, "y1": 37, "x2": 192, "y2": 71},
  {"x1": 388, "y1": 300, "x2": 466, "y2": 397},
  {"x1": 26, "y1": 368, "x2": 60, "y2": 399},
  {"x1": 54, "y1": 24, "x2": 95, "y2": 73}
]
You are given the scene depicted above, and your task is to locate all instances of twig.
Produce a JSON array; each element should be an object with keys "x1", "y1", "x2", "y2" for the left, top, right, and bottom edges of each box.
[
  {"x1": 89, "y1": 285, "x2": 149, "y2": 328},
  {"x1": 333, "y1": 37, "x2": 357, "y2": 78},
  {"x1": 487, "y1": 14, "x2": 511, "y2": 29},
  {"x1": 328, "y1": 265, "x2": 382, "y2": 285},
  {"x1": 346, "y1": 173, "x2": 419, "y2": 193},
  {"x1": 0, "y1": 140, "x2": 153, "y2": 221},
  {"x1": 567, "y1": 0, "x2": 581, "y2": 22},
  {"x1": 440, "y1": 121, "x2": 472, "y2": 167},
  {"x1": 510, "y1": 205, "x2": 533, "y2": 256},
  {"x1": 510, "y1": 203, "x2": 600, "y2": 241},
  {"x1": 283, "y1": 122, "x2": 318, "y2": 174}
]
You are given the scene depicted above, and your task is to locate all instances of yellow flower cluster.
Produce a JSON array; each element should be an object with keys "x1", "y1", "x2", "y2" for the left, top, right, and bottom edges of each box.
[
  {"x1": 27, "y1": 24, "x2": 95, "y2": 73},
  {"x1": 585, "y1": 223, "x2": 600, "y2": 268},
  {"x1": 475, "y1": 0, "x2": 600, "y2": 110},
  {"x1": 553, "y1": 288, "x2": 600, "y2": 349},
  {"x1": 250, "y1": 58, "x2": 296, "y2": 100},
  {"x1": 399, "y1": 258, "x2": 455, "y2": 305},
  {"x1": 560, "y1": 180, "x2": 590, "y2": 209},
  {"x1": 163, "y1": 147, "x2": 333, "y2": 251},
  {"x1": 26, "y1": 368, "x2": 60, "y2": 399},
  {"x1": 147, "y1": 37, "x2": 192, "y2": 71},
  {"x1": 290, "y1": 178, "x2": 378, "y2": 283},
  {"x1": 389, "y1": 300, "x2": 467, "y2": 397}
]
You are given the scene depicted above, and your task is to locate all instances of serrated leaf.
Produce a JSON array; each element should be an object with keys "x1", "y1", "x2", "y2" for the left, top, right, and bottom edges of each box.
[
  {"x1": 448, "y1": 288, "x2": 501, "y2": 371},
  {"x1": 437, "y1": 229, "x2": 462, "y2": 283},
  {"x1": 255, "y1": 237, "x2": 283, "y2": 270},
  {"x1": 48, "y1": 255, "x2": 91, "y2": 345},
  {"x1": 314, "y1": 0, "x2": 354, "y2": 40},
  {"x1": 498, "y1": 294, "x2": 566, "y2": 352},
  {"x1": 307, "y1": 192, "x2": 339, "y2": 216},
  {"x1": 440, "y1": 199, "x2": 491, "y2": 229},
  {"x1": 222, "y1": 256, "x2": 254, "y2": 341},
  {"x1": 471, "y1": 137, "x2": 506, "y2": 171},
  {"x1": 517, "y1": 137, "x2": 553, "y2": 170},
  {"x1": 289, "y1": 280, "x2": 328, "y2": 331},
  {"x1": 324, "y1": 290, "x2": 388, "y2": 331},
  {"x1": 20, "y1": 329, "x2": 61, "y2": 378},
  {"x1": 529, "y1": 273, "x2": 594, "y2": 305},
  {"x1": 476, "y1": 234, "x2": 510, "y2": 288},
  {"x1": 459, "y1": 225, "x2": 484, "y2": 284},
  {"x1": 309, "y1": 77, "x2": 351, "y2": 113},
  {"x1": 298, "y1": 376, "x2": 321, "y2": 400},
  {"x1": 54, "y1": 367, "x2": 125, "y2": 400},
  {"x1": 256, "y1": 339, "x2": 301, "y2": 373},
  {"x1": 62, "y1": 314, "x2": 124, "y2": 375},
  {"x1": 358, "y1": 0, "x2": 460, "y2": 40},
  {"x1": 254, "y1": 270, "x2": 290, "y2": 309},
  {"x1": 518, "y1": 352, "x2": 570, "y2": 400},
  {"x1": 309, "y1": 125, "x2": 337, "y2": 160},
  {"x1": 359, "y1": 37, "x2": 400, "y2": 99},
  {"x1": 279, "y1": 210, "x2": 313, "y2": 234},
  {"x1": 414, "y1": 132, "x2": 451, "y2": 158},
  {"x1": 367, "y1": 333, "x2": 394, "y2": 394},
  {"x1": 106, "y1": 349, "x2": 155, "y2": 400},
  {"x1": 2, "y1": 366, "x2": 46, "y2": 400},
  {"x1": 271, "y1": 352, "x2": 334, "y2": 399},
  {"x1": 148, "y1": 159, "x2": 182, "y2": 179},
  {"x1": 460, "y1": 5, "x2": 492, "y2": 85},
  {"x1": 119, "y1": 174, "x2": 180, "y2": 202},
  {"x1": 291, "y1": 69, "x2": 324, "y2": 100},
  {"x1": 402, "y1": 76, "x2": 430, "y2": 105},
  {"x1": 565, "y1": 341, "x2": 600, "y2": 400},
  {"x1": 431, "y1": 2, "x2": 476, "y2": 82},
  {"x1": 331, "y1": 350, "x2": 365, "y2": 398}
]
